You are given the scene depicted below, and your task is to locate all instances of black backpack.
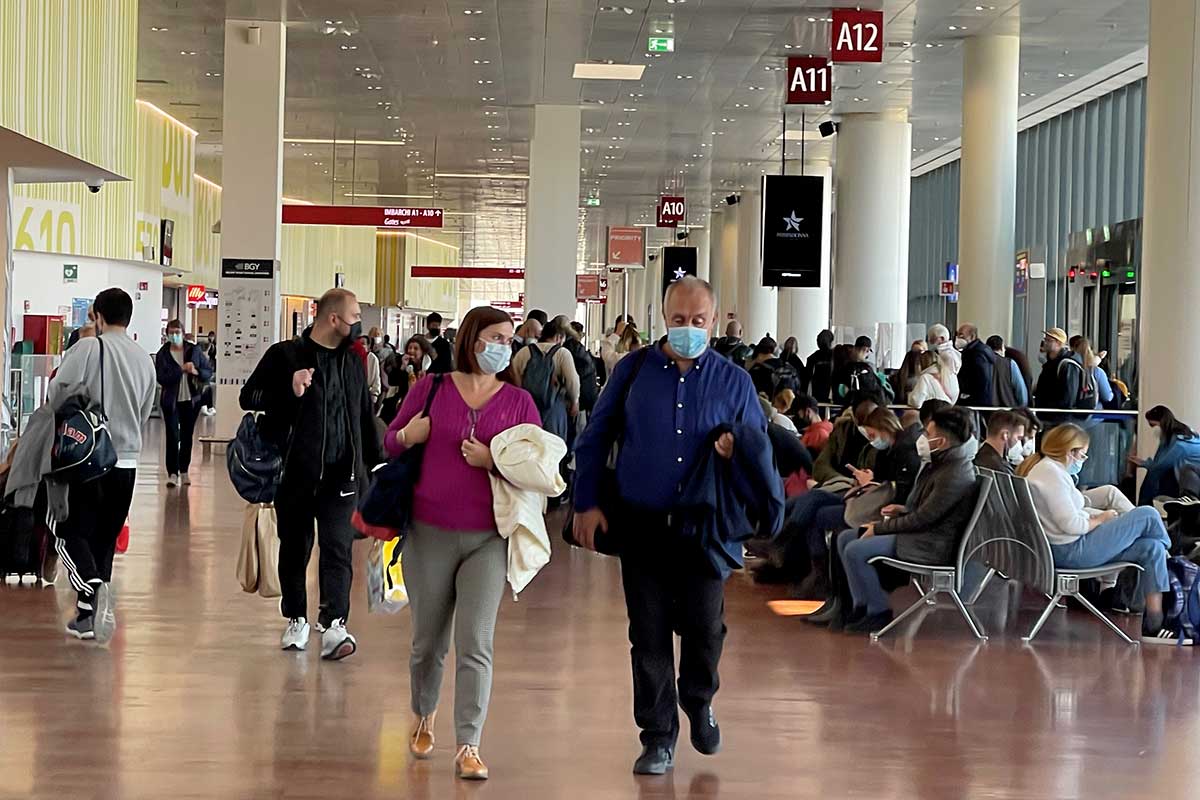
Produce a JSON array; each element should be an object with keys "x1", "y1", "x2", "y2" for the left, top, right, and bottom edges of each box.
[
  {"x1": 1059, "y1": 358, "x2": 1098, "y2": 410},
  {"x1": 51, "y1": 338, "x2": 116, "y2": 484},
  {"x1": 771, "y1": 363, "x2": 802, "y2": 396},
  {"x1": 523, "y1": 343, "x2": 563, "y2": 416},
  {"x1": 566, "y1": 339, "x2": 599, "y2": 412},
  {"x1": 227, "y1": 413, "x2": 282, "y2": 504}
]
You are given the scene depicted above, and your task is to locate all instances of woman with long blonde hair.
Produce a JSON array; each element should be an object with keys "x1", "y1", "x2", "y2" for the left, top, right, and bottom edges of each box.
[{"x1": 1020, "y1": 424, "x2": 1180, "y2": 644}]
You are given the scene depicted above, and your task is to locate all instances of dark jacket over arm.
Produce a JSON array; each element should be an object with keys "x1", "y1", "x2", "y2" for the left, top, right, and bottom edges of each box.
[{"x1": 156, "y1": 342, "x2": 213, "y2": 410}]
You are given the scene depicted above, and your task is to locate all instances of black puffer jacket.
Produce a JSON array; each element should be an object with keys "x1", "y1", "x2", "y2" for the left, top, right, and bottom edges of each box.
[
  {"x1": 240, "y1": 328, "x2": 383, "y2": 499},
  {"x1": 875, "y1": 442, "x2": 978, "y2": 564}
]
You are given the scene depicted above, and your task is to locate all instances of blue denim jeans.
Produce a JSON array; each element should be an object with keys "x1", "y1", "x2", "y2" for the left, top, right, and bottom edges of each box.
[
  {"x1": 777, "y1": 490, "x2": 845, "y2": 566},
  {"x1": 837, "y1": 528, "x2": 897, "y2": 615},
  {"x1": 1050, "y1": 506, "x2": 1171, "y2": 593}
]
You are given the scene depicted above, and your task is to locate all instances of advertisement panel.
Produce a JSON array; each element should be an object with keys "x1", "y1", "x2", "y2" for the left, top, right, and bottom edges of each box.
[{"x1": 760, "y1": 174, "x2": 825, "y2": 288}]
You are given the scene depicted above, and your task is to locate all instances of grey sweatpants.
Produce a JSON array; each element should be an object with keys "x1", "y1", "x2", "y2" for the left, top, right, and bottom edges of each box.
[{"x1": 404, "y1": 522, "x2": 507, "y2": 747}]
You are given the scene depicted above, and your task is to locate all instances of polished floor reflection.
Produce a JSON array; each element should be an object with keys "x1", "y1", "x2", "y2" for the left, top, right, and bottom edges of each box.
[{"x1": 1, "y1": 429, "x2": 1197, "y2": 799}]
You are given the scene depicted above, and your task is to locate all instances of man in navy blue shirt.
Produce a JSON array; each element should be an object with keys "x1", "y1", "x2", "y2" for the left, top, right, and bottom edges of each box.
[{"x1": 573, "y1": 276, "x2": 765, "y2": 776}]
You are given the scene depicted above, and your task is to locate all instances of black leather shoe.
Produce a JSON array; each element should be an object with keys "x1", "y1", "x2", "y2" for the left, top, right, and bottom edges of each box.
[
  {"x1": 804, "y1": 596, "x2": 841, "y2": 626},
  {"x1": 829, "y1": 605, "x2": 864, "y2": 633},
  {"x1": 845, "y1": 609, "x2": 894, "y2": 634},
  {"x1": 685, "y1": 705, "x2": 722, "y2": 755},
  {"x1": 633, "y1": 745, "x2": 675, "y2": 775}
]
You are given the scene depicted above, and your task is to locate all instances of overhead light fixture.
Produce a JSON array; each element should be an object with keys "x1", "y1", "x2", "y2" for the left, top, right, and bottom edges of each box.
[
  {"x1": 623, "y1": 107, "x2": 637, "y2": 112},
  {"x1": 284, "y1": 137, "x2": 413, "y2": 147},
  {"x1": 818, "y1": 120, "x2": 838, "y2": 138},
  {"x1": 724, "y1": 195, "x2": 740, "y2": 205},
  {"x1": 463, "y1": 8, "x2": 482, "y2": 14},
  {"x1": 436, "y1": 172, "x2": 530, "y2": 181},
  {"x1": 468, "y1": 36, "x2": 487, "y2": 42},
  {"x1": 572, "y1": 63, "x2": 647, "y2": 80},
  {"x1": 344, "y1": 193, "x2": 435, "y2": 200},
  {"x1": 150, "y1": 26, "x2": 168, "y2": 32}
]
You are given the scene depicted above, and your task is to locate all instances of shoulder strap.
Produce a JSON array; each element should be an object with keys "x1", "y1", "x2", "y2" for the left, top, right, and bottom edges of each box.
[
  {"x1": 421, "y1": 374, "x2": 444, "y2": 418},
  {"x1": 97, "y1": 336, "x2": 107, "y2": 418},
  {"x1": 614, "y1": 347, "x2": 652, "y2": 439}
]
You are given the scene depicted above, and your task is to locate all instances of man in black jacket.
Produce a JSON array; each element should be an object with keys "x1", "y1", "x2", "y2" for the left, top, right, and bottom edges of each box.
[
  {"x1": 954, "y1": 323, "x2": 995, "y2": 406},
  {"x1": 426, "y1": 312, "x2": 453, "y2": 373},
  {"x1": 241, "y1": 288, "x2": 383, "y2": 661},
  {"x1": 1033, "y1": 327, "x2": 1083, "y2": 410}
]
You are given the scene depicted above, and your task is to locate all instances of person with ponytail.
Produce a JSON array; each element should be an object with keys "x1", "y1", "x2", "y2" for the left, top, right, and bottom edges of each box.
[
  {"x1": 1130, "y1": 405, "x2": 1200, "y2": 504},
  {"x1": 1020, "y1": 424, "x2": 1179, "y2": 644}
]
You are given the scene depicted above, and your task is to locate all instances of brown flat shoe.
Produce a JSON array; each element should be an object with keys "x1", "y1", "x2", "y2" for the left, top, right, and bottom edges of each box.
[
  {"x1": 455, "y1": 745, "x2": 489, "y2": 781},
  {"x1": 410, "y1": 713, "x2": 436, "y2": 759}
]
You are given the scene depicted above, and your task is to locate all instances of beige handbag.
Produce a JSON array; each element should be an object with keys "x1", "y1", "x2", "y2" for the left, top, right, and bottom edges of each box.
[
  {"x1": 843, "y1": 483, "x2": 897, "y2": 529},
  {"x1": 237, "y1": 503, "x2": 281, "y2": 598}
]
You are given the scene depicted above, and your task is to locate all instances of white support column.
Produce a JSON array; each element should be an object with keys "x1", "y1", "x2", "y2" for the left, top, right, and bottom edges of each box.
[
  {"x1": 957, "y1": 35, "x2": 1019, "y2": 340},
  {"x1": 691, "y1": 228, "x2": 711, "y2": 283},
  {"x1": 832, "y1": 111, "x2": 911, "y2": 367},
  {"x1": 1140, "y1": 0, "x2": 1200, "y2": 456},
  {"x1": 778, "y1": 163, "x2": 832, "y2": 350},
  {"x1": 0, "y1": 167, "x2": 13, "y2": 432},
  {"x1": 735, "y1": 189, "x2": 777, "y2": 342},
  {"x1": 525, "y1": 105, "x2": 581, "y2": 316},
  {"x1": 714, "y1": 205, "x2": 740, "y2": 325},
  {"x1": 216, "y1": 20, "x2": 286, "y2": 439}
]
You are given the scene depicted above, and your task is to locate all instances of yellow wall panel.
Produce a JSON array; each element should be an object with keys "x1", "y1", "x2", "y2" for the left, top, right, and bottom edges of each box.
[
  {"x1": 398, "y1": 233, "x2": 458, "y2": 313},
  {"x1": 281, "y1": 224, "x2": 377, "y2": 304},
  {"x1": 13, "y1": 181, "x2": 136, "y2": 260},
  {"x1": 0, "y1": 0, "x2": 137, "y2": 177},
  {"x1": 134, "y1": 102, "x2": 196, "y2": 271},
  {"x1": 191, "y1": 176, "x2": 221, "y2": 287}
]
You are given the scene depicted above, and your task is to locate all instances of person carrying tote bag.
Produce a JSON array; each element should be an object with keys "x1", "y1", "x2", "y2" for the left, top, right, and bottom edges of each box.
[{"x1": 383, "y1": 306, "x2": 542, "y2": 782}]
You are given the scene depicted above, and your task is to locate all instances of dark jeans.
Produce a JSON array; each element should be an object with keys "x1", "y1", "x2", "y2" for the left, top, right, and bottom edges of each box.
[
  {"x1": 774, "y1": 490, "x2": 845, "y2": 571},
  {"x1": 808, "y1": 504, "x2": 848, "y2": 559},
  {"x1": 54, "y1": 468, "x2": 136, "y2": 606},
  {"x1": 620, "y1": 517, "x2": 726, "y2": 748},
  {"x1": 275, "y1": 475, "x2": 357, "y2": 628},
  {"x1": 163, "y1": 399, "x2": 200, "y2": 475}
]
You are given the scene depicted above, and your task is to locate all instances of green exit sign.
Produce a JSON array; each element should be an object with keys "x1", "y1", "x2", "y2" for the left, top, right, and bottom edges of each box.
[
  {"x1": 584, "y1": 197, "x2": 601, "y2": 207},
  {"x1": 648, "y1": 36, "x2": 674, "y2": 53}
]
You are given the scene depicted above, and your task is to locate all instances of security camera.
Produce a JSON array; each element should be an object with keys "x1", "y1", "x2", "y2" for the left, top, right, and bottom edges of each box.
[
  {"x1": 648, "y1": 253, "x2": 658, "y2": 262},
  {"x1": 84, "y1": 178, "x2": 104, "y2": 194}
]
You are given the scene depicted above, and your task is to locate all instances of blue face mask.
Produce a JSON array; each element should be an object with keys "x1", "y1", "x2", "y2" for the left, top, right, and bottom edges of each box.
[
  {"x1": 476, "y1": 341, "x2": 512, "y2": 375},
  {"x1": 667, "y1": 326, "x2": 709, "y2": 359},
  {"x1": 869, "y1": 436, "x2": 889, "y2": 450},
  {"x1": 1066, "y1": 458, "x2": 1084, "y2": 477}
]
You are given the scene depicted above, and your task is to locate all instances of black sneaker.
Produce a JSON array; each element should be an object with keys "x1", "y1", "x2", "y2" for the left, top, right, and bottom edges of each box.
[
  {"x1": 632, "y1": 744, "x2": 674, "y2": 775},
  {"x1": 1143, "y1": 628, "x2": 1194, "y2": 646},
  {"x1": 845, "y1": 609, "x2": 894, "y2": 635},
  {"x1": 1099, "y1": 587, "x2": 1133, "y2": 614},
  {"x1": 685, "y1": 705, "x2": 722, "y2": 755},
  {"x1": 804, "y1": 596, "x2": 842, "y2": 626},
  {"x1": 66, "y1": 615, "x2": 95, "y2": 640}
]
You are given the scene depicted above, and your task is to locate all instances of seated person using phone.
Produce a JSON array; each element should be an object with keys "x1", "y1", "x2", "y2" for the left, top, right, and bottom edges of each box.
[{"x1": 834, "y1": 407, "x2": 978, "y2": 634}]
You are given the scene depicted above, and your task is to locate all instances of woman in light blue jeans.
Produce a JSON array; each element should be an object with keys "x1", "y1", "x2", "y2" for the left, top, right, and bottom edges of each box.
[{"x1": 1020, "y1": 424, "x2": 1175, "y2": 643}]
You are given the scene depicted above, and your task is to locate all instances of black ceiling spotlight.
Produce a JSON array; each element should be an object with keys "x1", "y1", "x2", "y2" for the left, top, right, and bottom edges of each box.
[
  {"x1": 676, "y1": 230, "x2": 690, "y2": 241},
  {"x1": 724, "y1": 194, "x2": 740, "y2": 205},
  {"x1": 819, "y1": 121, "x2": 839, "y2": 138}
]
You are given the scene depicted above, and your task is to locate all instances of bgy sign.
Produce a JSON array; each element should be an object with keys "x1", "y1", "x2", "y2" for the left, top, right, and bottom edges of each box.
[{"x1": 832, "y1": 8, "x2": 884, "y2": 63}]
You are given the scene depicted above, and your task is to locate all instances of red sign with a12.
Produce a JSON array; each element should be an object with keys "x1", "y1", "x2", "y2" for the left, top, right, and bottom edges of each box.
[{"x1": 832, "y1": 8, "x2": 884, "y2": 63}]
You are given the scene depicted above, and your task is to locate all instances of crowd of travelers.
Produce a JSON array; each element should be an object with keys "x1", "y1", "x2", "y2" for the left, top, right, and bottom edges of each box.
[{"x1": 9, "y1": 279, "x2": 1200, "y2": 785}]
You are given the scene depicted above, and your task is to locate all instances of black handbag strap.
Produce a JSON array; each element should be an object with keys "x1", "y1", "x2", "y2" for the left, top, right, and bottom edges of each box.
[
  {"x1": 96, "y1": 336, "x2": 107, "y2": 418},
  {"x1": 612, "y1": 347, "x2": 652, "y2": 446},
  {"x1": 422, "y1": 374, "x2": 444, "y2": 418}
]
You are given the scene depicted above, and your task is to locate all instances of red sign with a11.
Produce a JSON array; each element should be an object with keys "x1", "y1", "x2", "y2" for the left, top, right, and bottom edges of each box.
[
  {"x1": 832, "y1": 8, "x2": 884, "y2": 63},
  {"x1": 786, "y1": 56, "x2": 832, "y2": 104}
]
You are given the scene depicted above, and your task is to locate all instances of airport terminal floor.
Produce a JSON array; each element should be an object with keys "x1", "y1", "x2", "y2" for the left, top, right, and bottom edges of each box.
[{"x1": 0, "y1": 421, "x2": 1195, "y2": 800}]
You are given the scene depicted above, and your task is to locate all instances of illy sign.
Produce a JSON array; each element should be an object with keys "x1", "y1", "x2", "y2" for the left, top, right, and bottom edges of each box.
[
  {"x1": 786, "y1": 56, "x2": 832, "y2": 105},
  {"x1": 658, "y1": 196, "x2": 685, "y2": 228},
  {"x1": 832, "y1": 8, "x2": 884, "y2": 63}
]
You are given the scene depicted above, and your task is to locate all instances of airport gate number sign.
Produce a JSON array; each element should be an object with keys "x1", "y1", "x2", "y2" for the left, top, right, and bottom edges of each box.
[
  {"x1": 832, "y1": 8, "x2": 884, "y2": 63},
  {"x1": 658, "y1": 196, "x2": 685, "y2": 228},
  {"x1": 786, "y1": 57, "x2": 832, "y2": 104}
]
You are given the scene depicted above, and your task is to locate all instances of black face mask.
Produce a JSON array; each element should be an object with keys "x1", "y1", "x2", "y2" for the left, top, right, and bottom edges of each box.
[{"x1": 339, "y1": 318, "x2": 362, "y2": 342}]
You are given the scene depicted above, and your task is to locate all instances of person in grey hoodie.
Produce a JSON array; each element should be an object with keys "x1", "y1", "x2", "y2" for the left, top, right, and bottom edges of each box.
[{"x1": 47, "y1": 288, "x2": 156, "y2": 643}]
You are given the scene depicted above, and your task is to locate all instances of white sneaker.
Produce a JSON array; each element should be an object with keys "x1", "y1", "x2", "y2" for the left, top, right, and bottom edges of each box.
[
  {"x1": 181, "y1": 473, "x2": 192, "y2": 486},
  {"x1": 166, "y1": 474, "x2": 179, "y2": 488},
  {"x1": 281, "y1": 618, "x2": 310, "y2": 651},
  {"x1": 202, "y1": 406, "x2": 216, "y2": 417},
  {"x1": 319, "y1": 619, "x2": 357, "y2": 661},
  {"x1": 92, "y1": 583, "x2": 116, "y2": 644}
]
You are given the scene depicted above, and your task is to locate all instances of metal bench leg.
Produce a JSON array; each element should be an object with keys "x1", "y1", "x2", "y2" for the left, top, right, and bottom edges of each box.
[
  {"x1": 1074, "y1": 591, "x2": 1139, "y2": 646},
  {"x1": 910, "y1": 577, "x2": 936, "y2": 605},
  {"x1": 965, "y1": 568, "x2": 995, "y2": 606},
  {"x1": 1023, "y1": 591, "x2": 1064, "y2": 643},
  {"x1": 871, "y1": 587, "x2": 938, "y2": 642},
  {"x1": 949, "y1": 589, "x2": 988, "y2": 640}
]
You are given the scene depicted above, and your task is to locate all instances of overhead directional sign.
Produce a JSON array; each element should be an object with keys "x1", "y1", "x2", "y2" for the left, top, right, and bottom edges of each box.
[
  {"x1": 411, "y1": 265, "x2": 524, "y2": 279},
  {"x1": 658, "y1": 196, "x2": 685, "y2": 228},
  {"x1": 607, "y1": 226, "x2": 644, "y2": 268},
  {"x1": 648, "y1": 36, "x2": 674, "y2": 53},
  {"x1": 281, "y1": 204, "x2": 444, "y2": 229},
  {"x1": 786, "y1": 56, "x2": 832, "y2": 104},
  {"x1": 832, "y1": 8, "x2": 884, "y2": 63}
]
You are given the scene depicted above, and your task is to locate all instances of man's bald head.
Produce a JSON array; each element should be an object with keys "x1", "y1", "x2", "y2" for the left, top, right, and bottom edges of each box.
[{"x1": 663, "y1": 276, "x2": 716, "y2": 333}]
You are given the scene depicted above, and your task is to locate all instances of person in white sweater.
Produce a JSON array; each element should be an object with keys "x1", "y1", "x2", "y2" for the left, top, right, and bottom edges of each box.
[
  {"x1": 1018, "y1": 423, "x2": 1178, "y2": 644},
  {"x1": 926, "y1": 324, "x2": 961, "y2": 403}
]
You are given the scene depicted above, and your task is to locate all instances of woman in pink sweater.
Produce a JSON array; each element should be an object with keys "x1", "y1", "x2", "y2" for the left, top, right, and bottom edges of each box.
[{"x1": 386, "y1": 306, "x2": 540, "y2": 781}]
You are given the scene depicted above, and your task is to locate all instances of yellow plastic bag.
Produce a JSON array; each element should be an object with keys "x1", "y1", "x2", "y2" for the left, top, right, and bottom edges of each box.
[{"x1": 367, "y1": 539, "x2": 408, "y2": 614}]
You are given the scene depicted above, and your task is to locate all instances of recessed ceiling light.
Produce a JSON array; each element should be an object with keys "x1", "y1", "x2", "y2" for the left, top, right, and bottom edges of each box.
[
  {"x1": 487, "y1": 124, "x2": 500, "y2": 129},
  {"x1": 477, "y1": 79, "x2": 494, "y2": 85},
  {"x1": 925, "y1": 43, "x2": 935, "y2": 48},
  {"x1": 877, "y1": 80, "x2": 890, "y2": 85},
  {"x1": 150, "y1": 26, "x2": 168, "y2": 32},
  {"x1": 623, "y1": 107, "x2": 637, "y2": 112},
  {"x1": 948, "y1": 25, "x2": 960, "y2": 31},
  {"x1": 617, "y1": 121, "x2": 630, "y2": 126},
  {"x1": 721, "y1": 117, "x2": 734, "y2": 122},
  {"x1": 853, "y1": 96, "x2": 868, "y2": 102},
  {"x1": 1020, "y1": 91, "x2": 1035, "y2": 97},
  {"x1": 468, "y1": 36, "x2": 487, "y2": 42},
  {"x1": 482, "y1": 96, "x2": 495, "y2": 101},
  {"x1": 205, "y1": 71, "x2": 221, "y2": 77},
  {"x1": 180, "y1": 50, "x2": 197, "y2": 56},
  {"x1": 340, "y1": 44, "x2": 357, "y2": 50},
  {"x1": 733, "y1": 103, "x2": 748, "y2": 108},
  {"x1": 573, "y1": 63, "x2": 646, "y2": 80},
  {"x1": 807, "y1": 16, "x2": 817, "y2": 22},
  {"x1": 474, "y1": 59, "x2": 491, "y2": 65},
  {"x1": 464, "y1": 9, "x2": 482, "y2": 14},
  {"x1": 484, "y1": 111, "x2": 499, "y2": 116}
]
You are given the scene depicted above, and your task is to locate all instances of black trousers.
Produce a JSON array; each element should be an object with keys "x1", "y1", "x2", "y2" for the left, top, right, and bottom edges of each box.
[
  {"x1": 162, "y1": 399, "x2": 200, "y2": 475},
  {"x1": 55, "y1": 468, "x2": 136, "y2": 606},
  {"x1": 275, "y1": 474, "x2": 356, "y2": 628},
  {"x1": 619, "y1": 517, "x2": 727, "y2": 748}
]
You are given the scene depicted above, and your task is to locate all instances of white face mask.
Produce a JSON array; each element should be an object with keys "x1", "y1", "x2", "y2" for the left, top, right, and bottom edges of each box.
[
  {"x1": 1006, "y1": 439, "x2": 1025, "y2": 465},
  {"x1": 961, "y1": 437, "x2": 980, "y2": 460},
  {"x1": 954, "y1": 336, "x2": 968, "y2": 350},
  {"x1": 1022, "y1": 439, "x2": 1036, "y2": 458},
  {"x1": 916, "y1": 433, "x2": 933, "y2": 463}
]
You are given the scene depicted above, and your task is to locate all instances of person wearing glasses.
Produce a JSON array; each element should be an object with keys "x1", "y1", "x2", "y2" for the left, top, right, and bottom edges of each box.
[
  {"x1": 1018, "y1": 423, "x2": 1178, "y2": 644},
  {"x1": 386, "y1": 305, "x2": 542, "y2": 781}
]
